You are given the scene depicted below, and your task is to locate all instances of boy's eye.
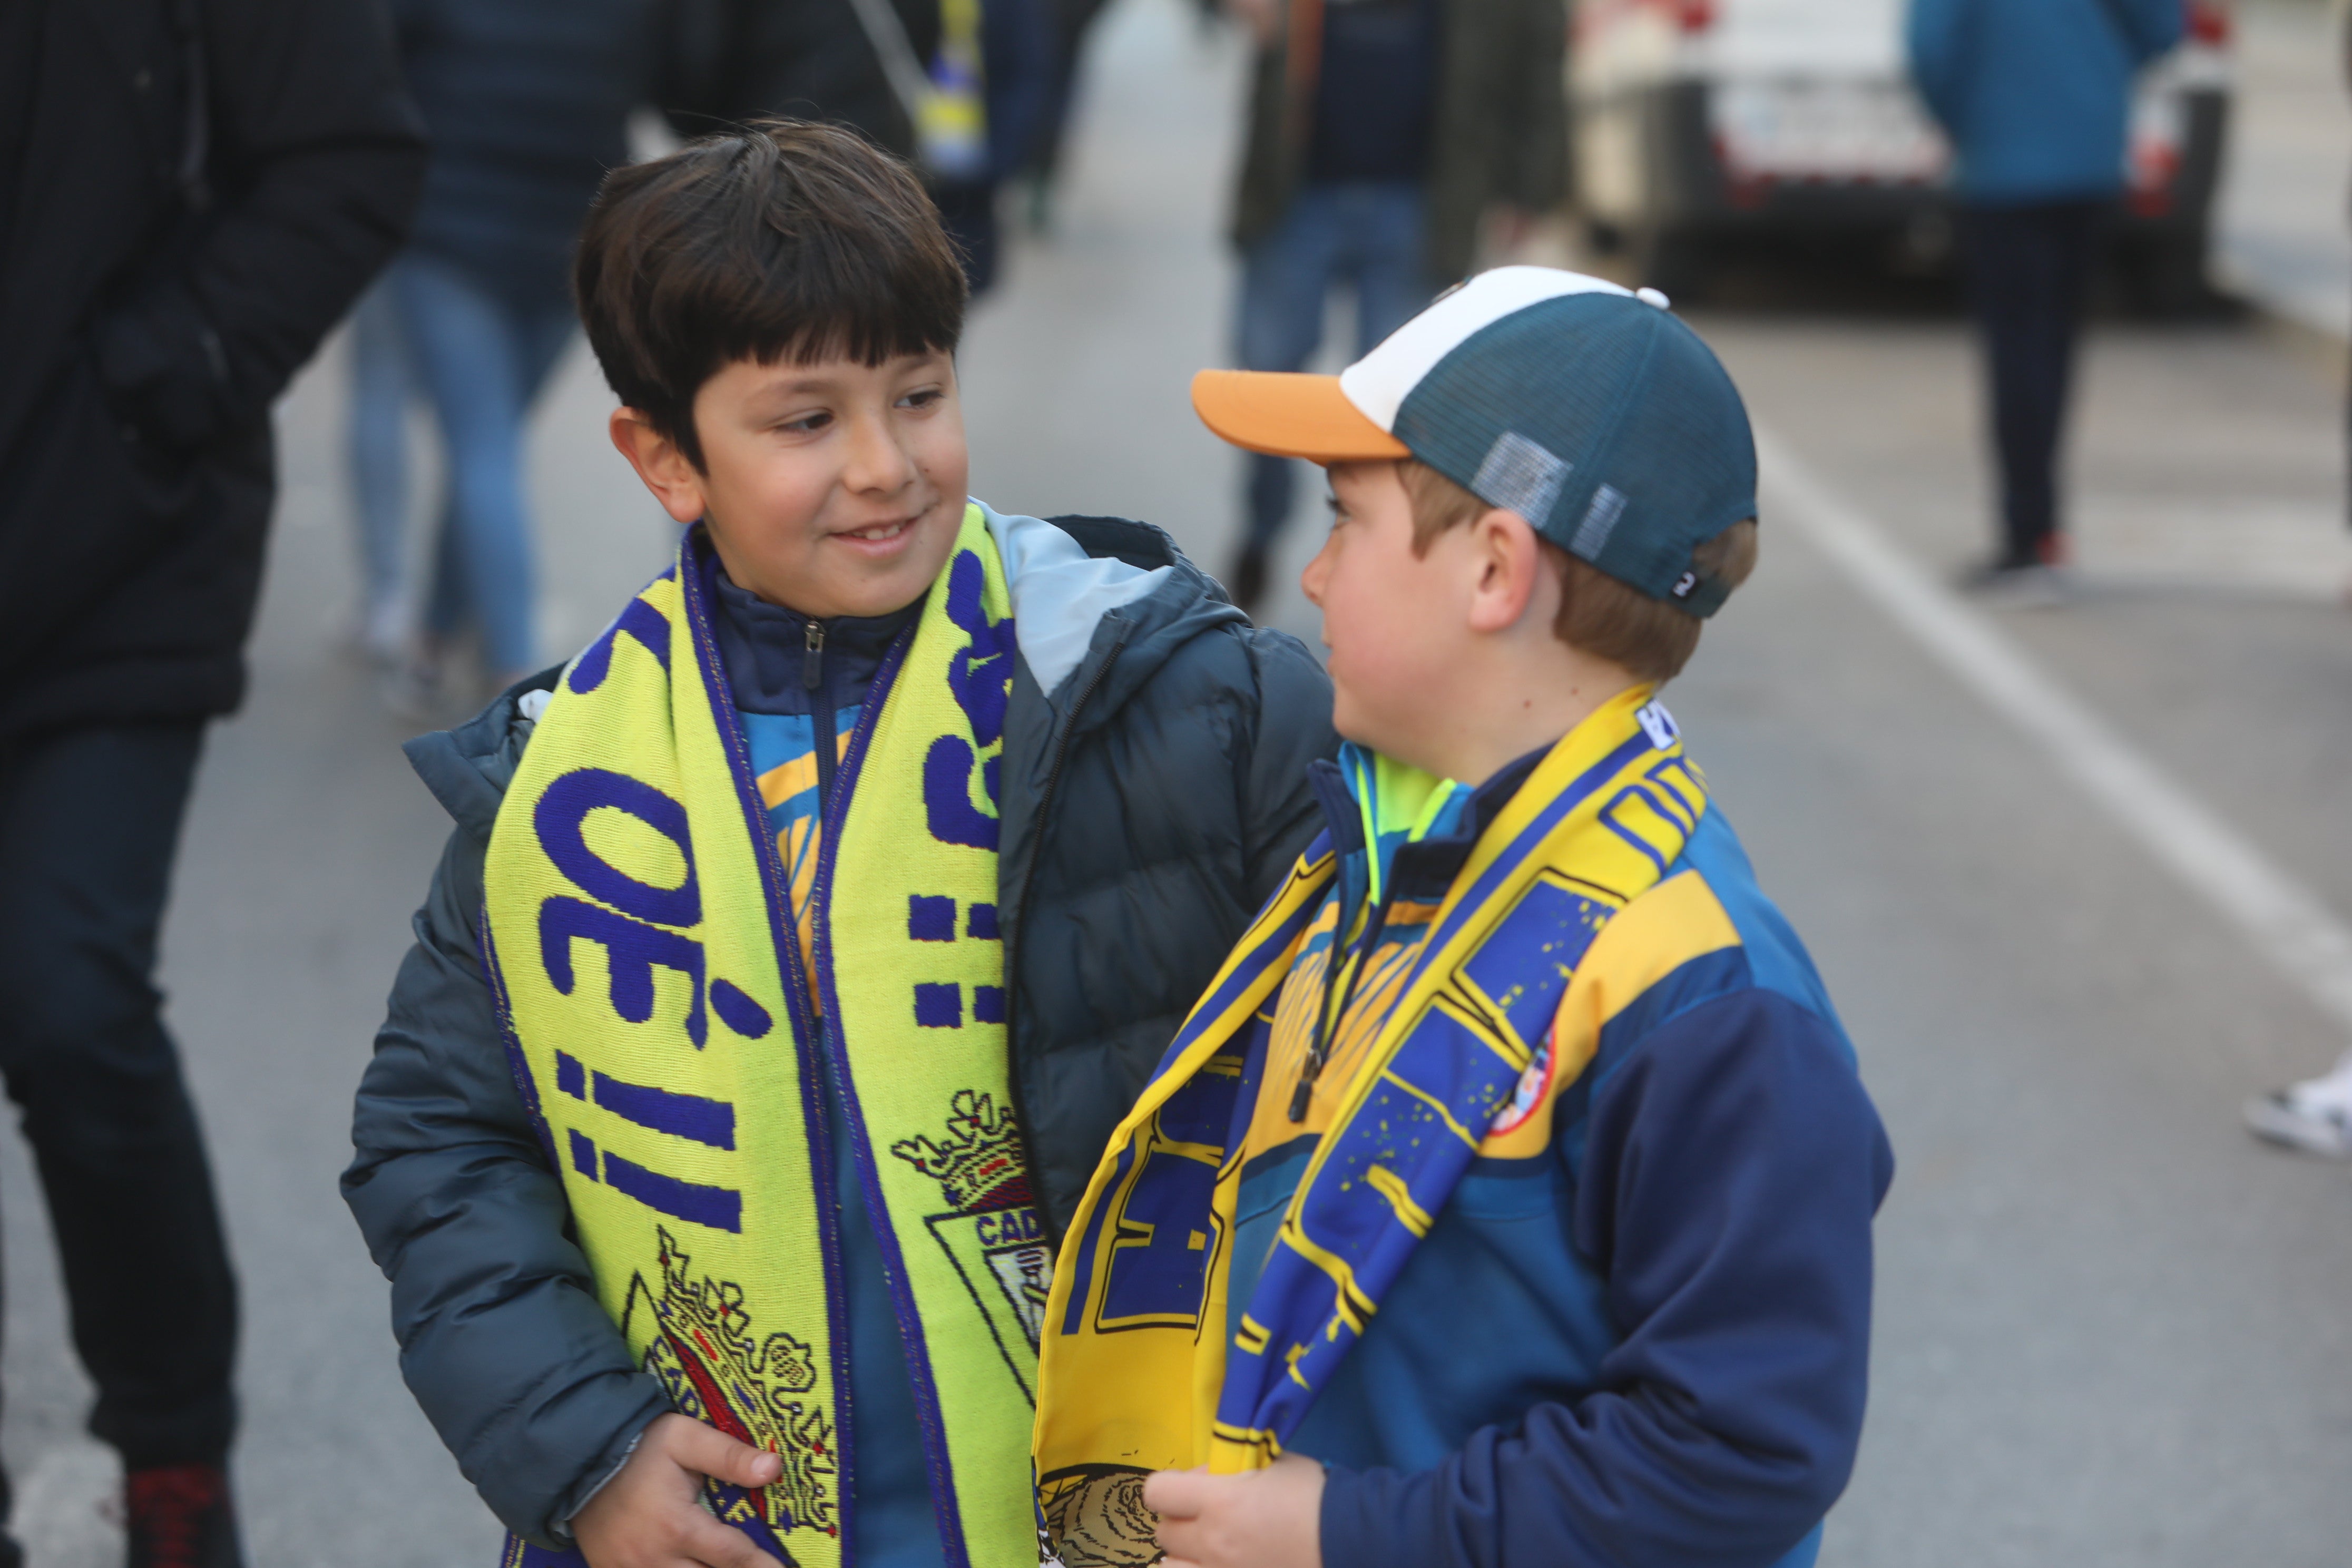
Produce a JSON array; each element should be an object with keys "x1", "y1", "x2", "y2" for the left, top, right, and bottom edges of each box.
[
  {"x1": 899, "y1": 387, "x2": 944, "y2": 410},
  {"x1": 779, "y1": 410, "x2": 832, "y2": 435}
]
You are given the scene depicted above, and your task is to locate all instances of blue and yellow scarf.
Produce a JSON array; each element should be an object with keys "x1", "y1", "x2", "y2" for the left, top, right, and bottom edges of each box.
[
  {"x1": 484, "y1": 506, "x2": 1044, "y2": 1568},
  {"x1": 1031, "y1": 688, "x2": 1706, "y2": 1565}
]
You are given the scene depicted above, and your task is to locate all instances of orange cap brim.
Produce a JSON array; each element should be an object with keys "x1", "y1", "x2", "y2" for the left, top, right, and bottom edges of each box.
[{"x1": 1191, "y1": 370, "x2": 1411, "y2": 463}]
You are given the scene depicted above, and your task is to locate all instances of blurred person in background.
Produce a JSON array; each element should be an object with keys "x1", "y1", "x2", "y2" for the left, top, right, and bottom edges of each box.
[
  {"x1": 1018, "y1": 0, "x2": 1114, "y2": 232},
  {"x1": 383, "y1": 0, "x2": 654, "y2": 712},
  {"x1": 0, "y1": 0, "x2": 423, "y2": 1562},
  {"x1": 659, "y1": 0, "x2": 1054, "y2": 297},
  {"x1": 1906, "y1": 0, "x2": 2183, "y2": 600},
  {"x1": 658, "y1": 0, "x2": 941, "y2": 154},
  {"x1": 1215, "y1": 0, "x2": 1565, "y2": 616},
  {"x1": 344, "y1": 277, "x2": 417, "y2": 669},
  {"x1": 924, "y1": 0, "x2": 1058, "y2": 294}
]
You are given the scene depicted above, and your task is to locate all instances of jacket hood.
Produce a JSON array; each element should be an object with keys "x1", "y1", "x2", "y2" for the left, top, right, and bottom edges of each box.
[
  {"x1": 996, "y1": 508, "x2": 1251, "y2": 738},
  {"x1": 401, "y1": 670, "x2": 559, "y2": 844}
]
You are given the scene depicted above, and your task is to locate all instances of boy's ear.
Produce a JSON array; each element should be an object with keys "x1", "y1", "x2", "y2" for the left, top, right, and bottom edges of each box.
[
  {"x1": 609, "y1": 408, "x2": 710, "y2": 525},
  {"x1": 1464, "y1": 507, "x2": 1550, "y2": 636}
]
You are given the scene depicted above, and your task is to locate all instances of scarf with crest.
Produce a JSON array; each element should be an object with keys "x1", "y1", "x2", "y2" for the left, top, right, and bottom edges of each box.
[
  {"x1": 1031, "y1": 688, "x2": 1707, "y2": 1567},
  {"x1": 485, "y1": 505, "x2": 1045, "y2": 1568}
]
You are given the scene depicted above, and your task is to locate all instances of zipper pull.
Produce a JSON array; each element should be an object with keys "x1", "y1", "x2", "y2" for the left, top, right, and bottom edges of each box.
[{"x1": 803, "y1": 621, "x2": 825, "y2": 690}]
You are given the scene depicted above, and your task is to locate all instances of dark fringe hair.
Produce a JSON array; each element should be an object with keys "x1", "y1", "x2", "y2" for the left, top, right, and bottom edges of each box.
[
  {"x1": 573, "y1": 119, "x2": 968, "y2": 469},
  {"x1": 1399, "y1": 460, "x2": 1758, "y2": 683}
]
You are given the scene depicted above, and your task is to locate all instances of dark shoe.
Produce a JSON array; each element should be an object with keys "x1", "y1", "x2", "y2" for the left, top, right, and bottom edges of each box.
[
  {"x1": 126, "y1": 1464, "x2": 242, "y2": 1568},
  {"x1": 1225, "y1": 543, "x2": 1269, "y2": 618},
  {"x1": 1955, "y1": 556, "x2": 2072, "y2": 609}
]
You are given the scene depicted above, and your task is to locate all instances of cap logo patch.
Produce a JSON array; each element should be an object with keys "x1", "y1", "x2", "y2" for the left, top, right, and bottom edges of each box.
[
  {"x1": 1472, "y1": 431, "x2": 1571, "y2": 527},
  {"x1": 1570, "y1": 484, "x2": 1628, "y2": 560},
  {"x1": 1671, "y1": 571, "x2": 1699, "y2": 599}
]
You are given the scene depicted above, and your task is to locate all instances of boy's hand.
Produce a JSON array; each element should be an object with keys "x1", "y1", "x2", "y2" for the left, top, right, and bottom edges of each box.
[
  {"x1": 573, "y1": 1414, "x2": 785, "y2": 1568},
  {"x1": 1143, "y1": 1453, "x2": 1324, "y2": 1568}
]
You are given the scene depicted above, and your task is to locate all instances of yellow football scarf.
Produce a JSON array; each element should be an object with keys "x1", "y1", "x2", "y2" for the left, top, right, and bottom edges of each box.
[
  {"x1": 484, "y1": 506, "x2": 1042, "y2": 1568},
  {"x1": 917, "y1": 0, "x2": 988, "y2": 179},
  {"x1": 1032, "y1": 689, "x2": 1706, "y2": 1565}
]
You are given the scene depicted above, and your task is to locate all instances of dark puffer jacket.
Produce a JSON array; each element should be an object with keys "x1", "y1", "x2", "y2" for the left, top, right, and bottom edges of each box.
[
  {"x1": 0, "y1": 0, "x2": 424, "y2": 739},
  {"x1": 342, "y1": 513, "x2": 1336, "y2": 1542}
]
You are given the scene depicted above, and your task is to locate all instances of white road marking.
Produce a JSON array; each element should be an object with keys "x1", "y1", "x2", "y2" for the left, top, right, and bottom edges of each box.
[{"x1": 1756, "y1": 425, "x2": 2352, "y2": 1040}]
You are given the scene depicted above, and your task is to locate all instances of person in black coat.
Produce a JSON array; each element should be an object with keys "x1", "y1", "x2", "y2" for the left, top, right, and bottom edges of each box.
[{"x1": 0, "y1": 2, "x2": 424, "y2": 1563}]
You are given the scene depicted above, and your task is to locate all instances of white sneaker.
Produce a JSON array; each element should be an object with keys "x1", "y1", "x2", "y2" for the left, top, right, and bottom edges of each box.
[
  {"x1": 339, "y1": 595, "x2": 411, "y2": 668},
  {"x1": 2243, "y1": 1053, "x2": 2352, "y2": 1158}
]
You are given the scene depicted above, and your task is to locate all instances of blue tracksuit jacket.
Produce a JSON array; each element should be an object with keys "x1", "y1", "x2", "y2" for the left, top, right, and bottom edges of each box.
[
  {"x1": 1228, "y1": 749, "x2": 1896, "y2": 1568},
  {"x1": 1906, "y1": 0, "x2": 2186, "y2": 205}
]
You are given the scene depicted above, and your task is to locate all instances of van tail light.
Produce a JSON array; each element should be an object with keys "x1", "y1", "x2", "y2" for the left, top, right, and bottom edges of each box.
[
  {"x1": 1673, "y1": 0, "x2": 1715, "y2": 30},
  {"x1": 2186, "y1": 0, "x2": 2230, "y2": 47}
]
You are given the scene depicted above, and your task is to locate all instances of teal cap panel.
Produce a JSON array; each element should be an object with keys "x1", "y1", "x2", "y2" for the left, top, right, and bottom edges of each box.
[{"x1": 1389, "y1": 293, "x2": 1757, "y2": 617}]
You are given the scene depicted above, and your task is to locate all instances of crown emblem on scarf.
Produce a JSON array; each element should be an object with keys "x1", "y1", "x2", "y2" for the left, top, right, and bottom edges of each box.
[
  {"x1": 632, "y1": 1228, "x2": 837, "y2": 1538},
  {"x1": 890, "y1": 1089, "x2": 1032, "y2": 1213}
]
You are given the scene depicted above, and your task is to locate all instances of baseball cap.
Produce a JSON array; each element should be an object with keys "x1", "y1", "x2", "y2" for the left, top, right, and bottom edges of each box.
[{"x1": 1192, "y1": 267, "x2": 1758, "y2": 617}]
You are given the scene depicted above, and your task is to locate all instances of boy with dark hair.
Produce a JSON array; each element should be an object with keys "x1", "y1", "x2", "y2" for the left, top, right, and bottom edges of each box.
[
  {"x1": 343, "y1": 120, "x2": 1336, "y2": 1568},
  {"x1": 1033, "y1": 268, "x2": 1894, "y2": 1568}
]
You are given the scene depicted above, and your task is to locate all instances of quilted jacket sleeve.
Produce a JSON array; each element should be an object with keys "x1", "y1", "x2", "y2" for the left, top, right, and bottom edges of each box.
[
  {"x1": 344, "y1": 808, "x2": 669, "y2": 1545},
  {"x1": 1236, "y1": 623, "x2": 1339, "y2": 906}
]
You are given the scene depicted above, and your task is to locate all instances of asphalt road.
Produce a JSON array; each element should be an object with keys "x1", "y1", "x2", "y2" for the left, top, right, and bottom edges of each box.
[{"x1": 9, "y1": 2, "x2": 2352, "y2": 1564}]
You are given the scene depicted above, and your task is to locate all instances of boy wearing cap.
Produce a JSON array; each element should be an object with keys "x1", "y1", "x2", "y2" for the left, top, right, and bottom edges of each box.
[{"x1": 1032, "y1": 267, "x2": 1894, "y2": 1568}]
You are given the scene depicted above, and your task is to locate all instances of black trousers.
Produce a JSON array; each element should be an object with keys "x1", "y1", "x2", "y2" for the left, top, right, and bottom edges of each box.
[
  {"x1": 1959, "y1": 200, "x2": 2105, "y2": 566},
  {"x1": 0, "y1": 723, "x2": 237, "y2": 1501}
]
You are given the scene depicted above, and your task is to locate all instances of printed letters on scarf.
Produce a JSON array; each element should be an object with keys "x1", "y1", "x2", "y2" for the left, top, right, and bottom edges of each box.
[{"x1": 484, "y1": 505, "x2": 1043, "y2": 1568}]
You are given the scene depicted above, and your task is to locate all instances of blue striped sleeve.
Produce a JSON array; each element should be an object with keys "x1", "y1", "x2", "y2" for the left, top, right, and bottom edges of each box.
[{"x1": 1317, "y1": 985, "x2": 1893, "y2": 1568}]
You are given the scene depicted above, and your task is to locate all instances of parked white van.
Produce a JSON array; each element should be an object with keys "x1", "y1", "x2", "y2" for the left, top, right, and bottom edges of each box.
[{"x1": 1568, "y1": 0, "x2": 2231, "y2": 310}]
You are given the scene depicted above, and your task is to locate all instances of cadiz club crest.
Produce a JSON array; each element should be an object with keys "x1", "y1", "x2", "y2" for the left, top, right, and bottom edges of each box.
[
  {"x1": 1038, "y1": 1467, "x2": 1161, "y2": 1566},
  {"x1": 622, "y1": 1228, "x2": 839, "y2": 1544},
  {"x1": 890, "y1": 1089, "x2": 1051, "y2": 1400}
]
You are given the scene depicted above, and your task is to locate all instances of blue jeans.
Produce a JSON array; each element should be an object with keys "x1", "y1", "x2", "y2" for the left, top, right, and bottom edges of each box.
[
  {"x1": 390, "y1": 253, "x2": 577, "y2": 675},
  {"x1": 346, "y1": 278, "x2": 412, "y2": 621},
  {"x1": 1234, "y1": 183, "x2": 1432, "y2": 550}
]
